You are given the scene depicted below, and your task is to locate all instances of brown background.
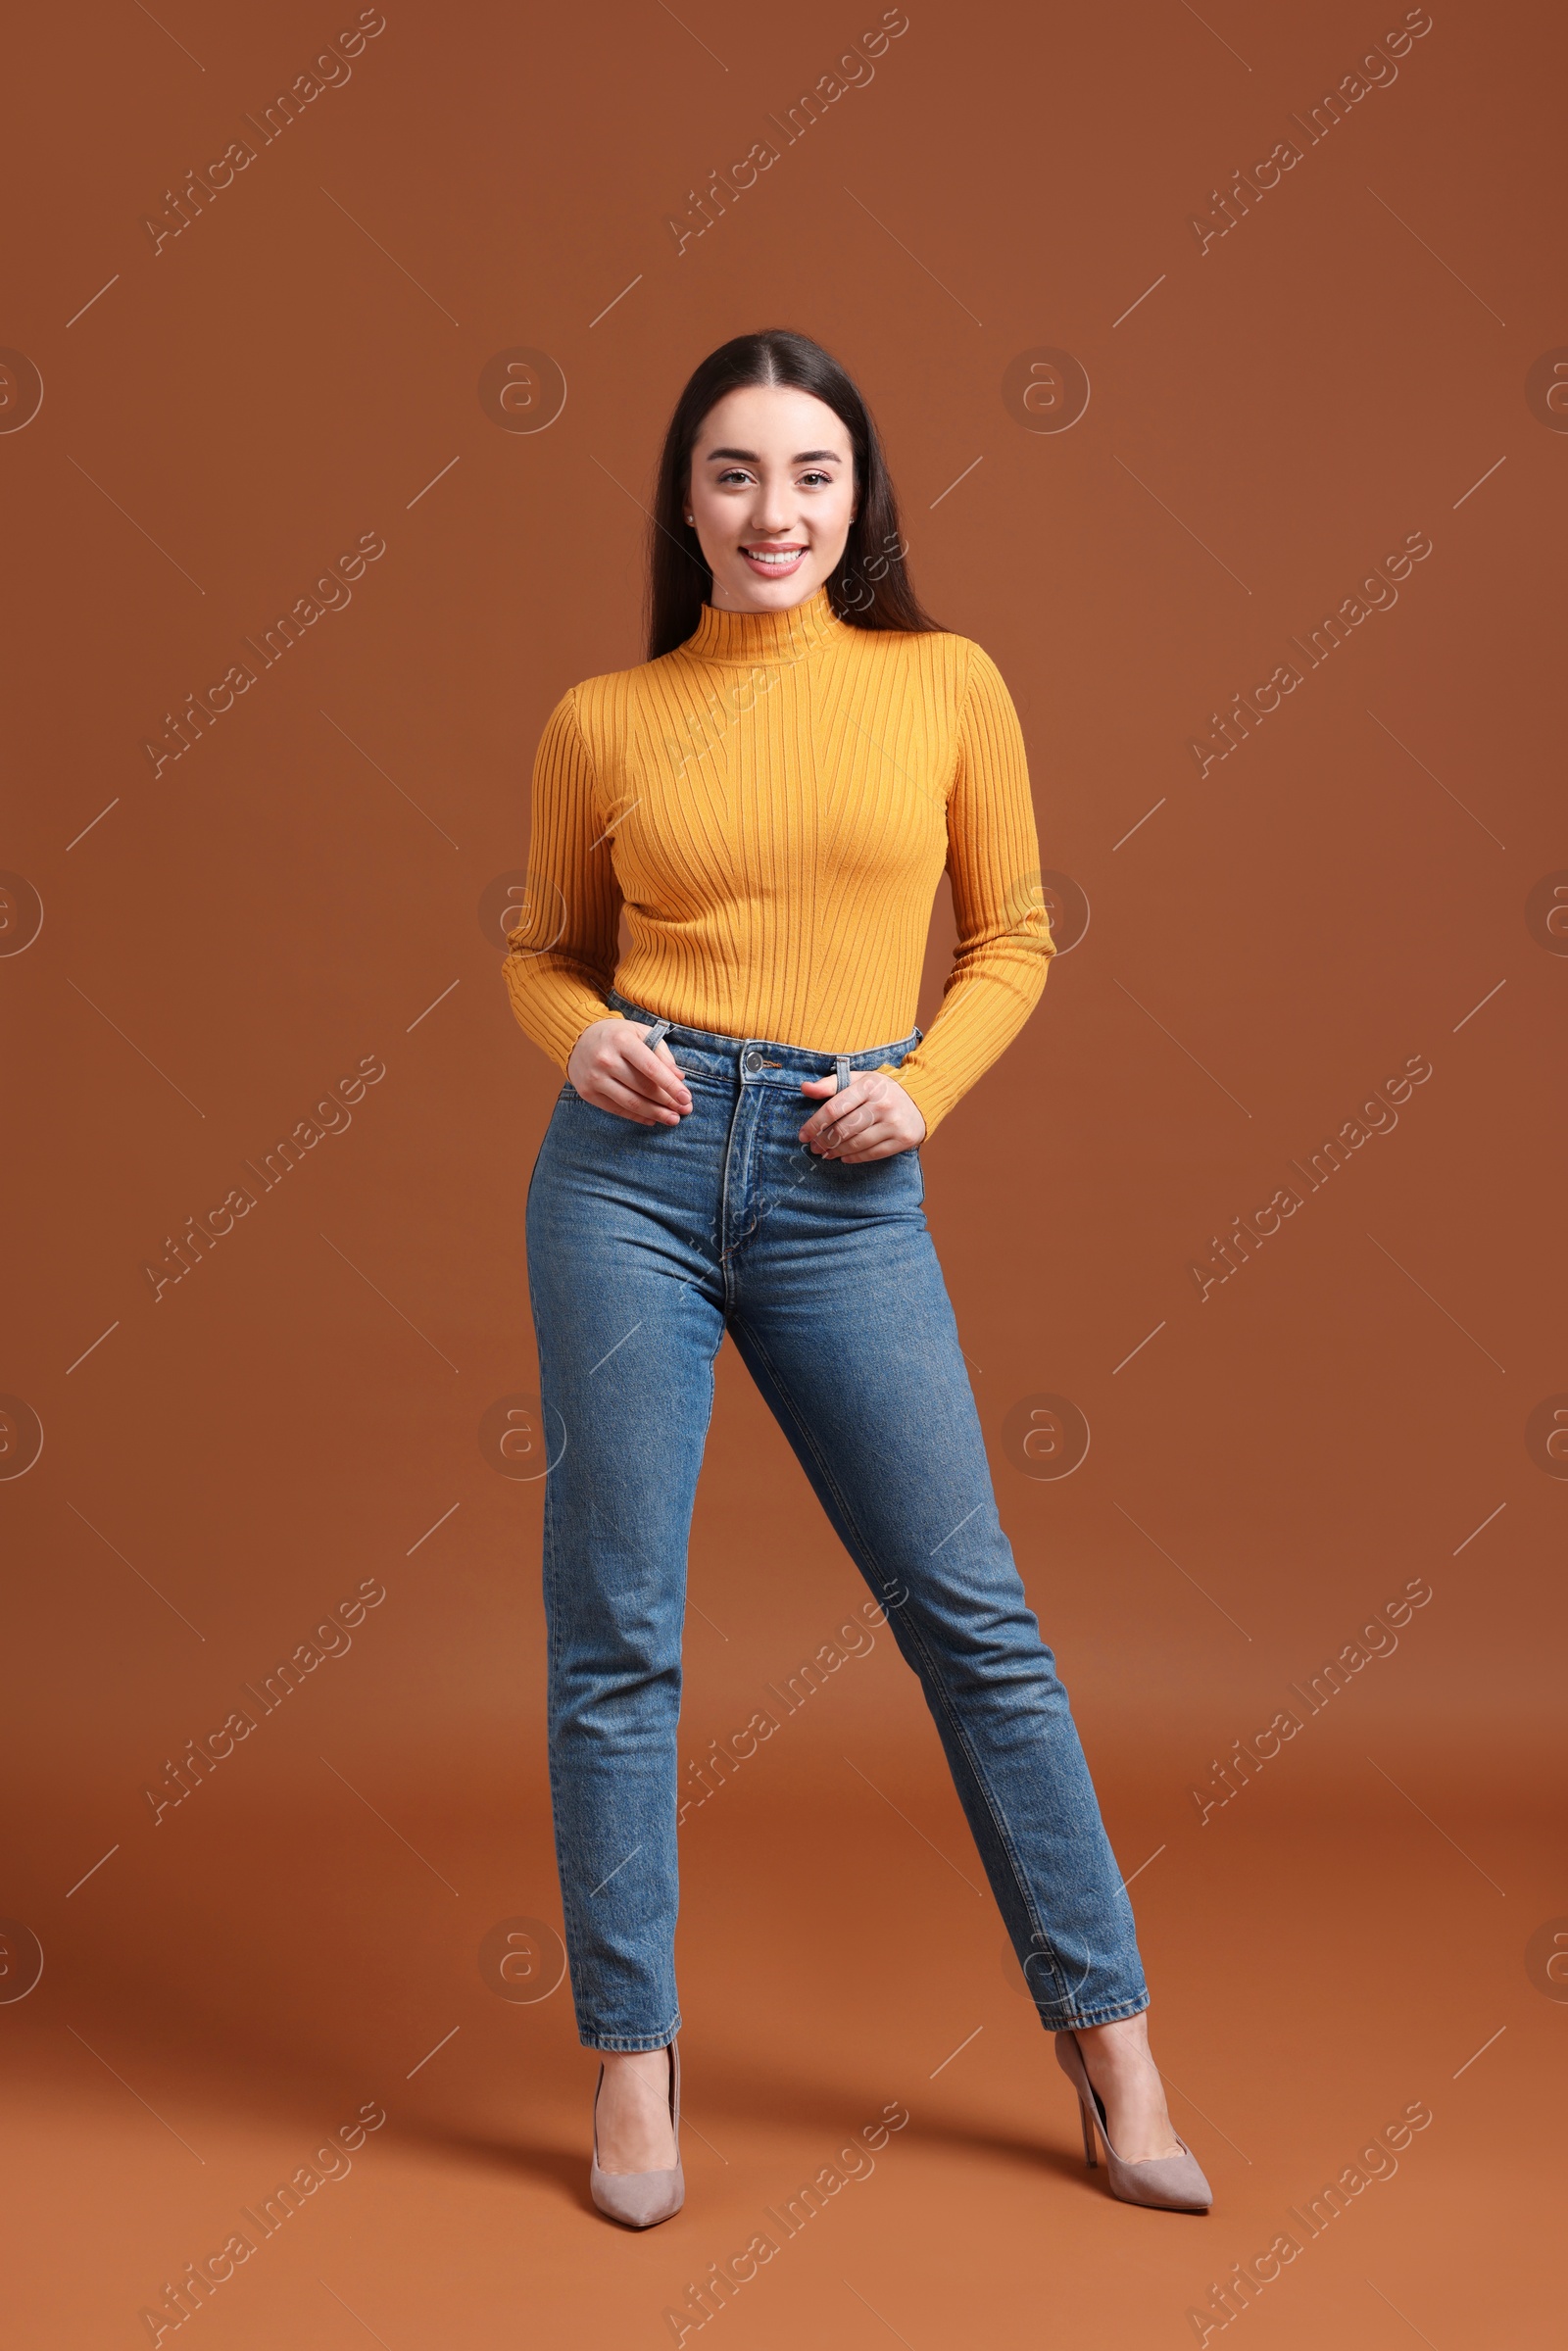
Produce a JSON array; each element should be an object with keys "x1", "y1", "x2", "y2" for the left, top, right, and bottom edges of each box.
[{"x1": 3, "y1": 0, "x2": 1562, "y2": 2342}]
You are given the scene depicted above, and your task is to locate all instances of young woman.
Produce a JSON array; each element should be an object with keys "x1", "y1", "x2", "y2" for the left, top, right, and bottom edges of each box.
[{"x1": 503, "y1": 328, "x2": 1210, "y2": 2227}]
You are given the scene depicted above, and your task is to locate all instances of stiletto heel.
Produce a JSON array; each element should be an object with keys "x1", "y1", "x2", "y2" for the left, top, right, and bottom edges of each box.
[
  {"x1": 1054, "y1": 2030, "x2": 1211, "y2": 2213},
  {"x1": 589, "y1": 2041, "x2": 685, "y2": 2229}
]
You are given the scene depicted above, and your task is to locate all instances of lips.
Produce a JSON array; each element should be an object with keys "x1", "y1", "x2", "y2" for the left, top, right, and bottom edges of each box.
[{"x1": 741, "y1": 546, "x2": 808, "y2": 571}]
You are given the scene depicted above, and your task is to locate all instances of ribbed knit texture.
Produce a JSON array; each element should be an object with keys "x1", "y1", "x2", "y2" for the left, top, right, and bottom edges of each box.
[{"x1": 502, "y1": 582, "x2": 1054, "y2": 1136}]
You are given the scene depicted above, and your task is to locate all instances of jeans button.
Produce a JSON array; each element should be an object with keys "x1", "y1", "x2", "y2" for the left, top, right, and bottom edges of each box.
[{"x1": 743, "y1": 1049, "x2": 760, "y2": 1075}]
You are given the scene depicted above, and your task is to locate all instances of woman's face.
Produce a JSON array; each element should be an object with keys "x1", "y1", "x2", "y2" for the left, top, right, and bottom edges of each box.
[{"x1": 685, "y1": 384, "x2": 858, "y2": 612}]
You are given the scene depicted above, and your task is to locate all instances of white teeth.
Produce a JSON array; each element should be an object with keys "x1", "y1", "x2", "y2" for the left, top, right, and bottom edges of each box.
[{"x1": 747, "y1": 549, "x2": 803, "y2": 563}]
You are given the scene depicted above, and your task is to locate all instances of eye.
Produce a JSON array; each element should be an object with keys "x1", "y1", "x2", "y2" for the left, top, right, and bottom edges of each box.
[
  {"x1": 799, "y1": 470, "x2": 834, "y2": 487},
  {"x1": 714, "y1": 468, "x2": 754, "y2": 487}
]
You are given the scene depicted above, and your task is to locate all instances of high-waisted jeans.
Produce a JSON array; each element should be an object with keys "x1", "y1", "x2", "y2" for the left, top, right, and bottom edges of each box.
[{"x1": 525, "y1": 989, "x2": 1150, "y2": 2050}]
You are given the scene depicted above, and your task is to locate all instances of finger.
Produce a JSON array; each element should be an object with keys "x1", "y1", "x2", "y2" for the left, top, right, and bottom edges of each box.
[
  {"x1": 835, "y1": 1114, "x2": 910, "y2": 1160},
  {"x1": 592, "y1": 1071, "x2": 685, "y2": 1124},
  {"x1": 831, "y1": 1101, "x2": 918, "y2": 1158},
  {"x1": 628, "y1": 1028, "x2": 691, "y2": 1091},
  {"x1": 612, "y1": 1037, "x2": 689, "y2": 1107},
  {"x1": 807, "y1": 1087, "x2": 880, "y2": 1147},
  {"x1": 816, "y1": 1101, "x2": 869, "y2": 1148},
  {"x1": 801, "y1": 1076, "x2": 870, "y2": 1140},
  {"x1": 604, "y1": 1059, "x2": 678, "y2": 1108},
  {"x1": 822, "y1": 1122, "x2": 883, "y2": 1159},
  {"x1": 831, "y1": 1086, "x2": 920, "y2": 1155},
  {"x1": 813, "y1": 1115, "x2": 878, "y2": 1159},
  {"x1": 646, "y1": 1038, "x2": 693, "y2": 1104}
]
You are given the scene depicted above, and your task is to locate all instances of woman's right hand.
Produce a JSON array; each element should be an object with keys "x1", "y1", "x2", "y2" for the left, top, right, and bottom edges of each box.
[{"x1": 566, "y1": 1018, "x2": 693, "y2": 1126}]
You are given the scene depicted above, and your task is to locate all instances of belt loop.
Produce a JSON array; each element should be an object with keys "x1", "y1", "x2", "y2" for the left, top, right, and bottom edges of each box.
[
  {"x1": 641, "y1": 1017, "x2": 671, "y2": 1052},
  {"x1": 834, "y1": 1053, "x2": 852, "y2": 1095}
]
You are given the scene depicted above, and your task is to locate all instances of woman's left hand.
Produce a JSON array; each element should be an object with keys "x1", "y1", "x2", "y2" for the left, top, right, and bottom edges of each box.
[{"x1": 799, "y1": 1070, "x2": 927, "y2": 1161}]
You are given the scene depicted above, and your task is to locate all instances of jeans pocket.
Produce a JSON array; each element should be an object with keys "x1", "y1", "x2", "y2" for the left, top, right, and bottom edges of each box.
[{"x1": 821, "y1": 1142, "x2": 924, "y2": 1211}]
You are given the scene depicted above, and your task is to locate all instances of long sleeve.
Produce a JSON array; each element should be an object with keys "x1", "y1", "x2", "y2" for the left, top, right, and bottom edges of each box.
[
  {"x1": 502, "y1": 687, "x2": 626, "y2": 1072},
  {"x1": 888, "y1": 644, "x2": 1054, "y2": 1137}
]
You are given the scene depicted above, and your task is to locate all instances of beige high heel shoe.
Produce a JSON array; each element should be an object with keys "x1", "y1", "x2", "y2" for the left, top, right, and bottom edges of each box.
[
  {"x1": 1054, "y1": 2030, "x2": 1212, "y2": 2212},
  {"x1": 589, "y1": 2041, "x2": 684, "y2": 2229}
]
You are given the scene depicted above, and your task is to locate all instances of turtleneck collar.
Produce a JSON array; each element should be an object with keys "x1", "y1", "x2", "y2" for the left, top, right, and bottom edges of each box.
[{"x1": 681, "y1": 582, "x2": 841, "y2": 666}]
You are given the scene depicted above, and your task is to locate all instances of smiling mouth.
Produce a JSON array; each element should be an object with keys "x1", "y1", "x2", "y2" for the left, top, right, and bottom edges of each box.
[{"x1": 742, "y1": 545, "x2": 808, "y2": 568}]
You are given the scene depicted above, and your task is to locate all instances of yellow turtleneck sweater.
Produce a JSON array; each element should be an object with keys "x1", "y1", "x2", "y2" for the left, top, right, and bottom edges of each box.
[{"x1": 502, "y1": 583, "x2": 1054, "y2": 1136}]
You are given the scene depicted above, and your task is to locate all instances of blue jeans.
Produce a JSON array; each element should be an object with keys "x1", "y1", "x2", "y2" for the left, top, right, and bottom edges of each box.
[{"x1": 525, "y1": 990, "x2": 1150, "y2": 2050}]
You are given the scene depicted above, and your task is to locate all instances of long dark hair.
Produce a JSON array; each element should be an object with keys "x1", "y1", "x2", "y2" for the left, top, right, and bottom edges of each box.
[{"x1": 646, "y1": 327, "x2": 943, "y2": 661}]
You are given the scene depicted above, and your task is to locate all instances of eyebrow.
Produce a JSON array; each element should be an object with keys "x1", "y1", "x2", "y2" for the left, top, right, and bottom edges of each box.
[{"x1": 702, "y1": 447, "x2": 846, "y2": 465}]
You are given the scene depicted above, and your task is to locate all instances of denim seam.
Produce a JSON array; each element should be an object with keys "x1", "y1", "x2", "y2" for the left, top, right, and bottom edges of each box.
[
  {"x1": 580, "y1": 2023, "x2": 683, "y2": 2053},
  {"x1": 1045, "y1": 1995, "x2": 1151, "y2": 2032},
  {"x1": 537, "y1": 1448, "x2": 584, "y2": 2033},
  {"x1": 534, "y1": 1208, "x2": 622, "y2": 2044},
  {"x1": 727, "y1": 1311, "x2": 1074, "y2": 2017},
  {"x1": 899, "y1": 1607, "x2": 1075, "y2": 2019},
  {"x1": 715, "y1": 1081, "x2": 747, "y2": 1313},
  {"x1": 564, "y1": 1324, "x2": 717, "y2": 2050}
]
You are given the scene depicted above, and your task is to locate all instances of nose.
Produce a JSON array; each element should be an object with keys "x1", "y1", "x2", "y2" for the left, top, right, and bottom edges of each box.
[{"x1": 749, "y1": 484, "x2": 795, "y2": 536}]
